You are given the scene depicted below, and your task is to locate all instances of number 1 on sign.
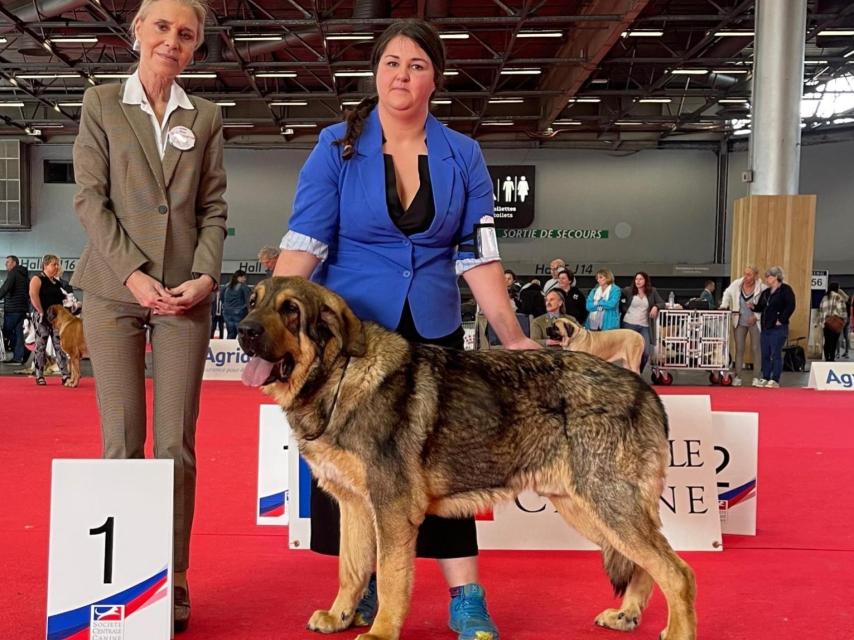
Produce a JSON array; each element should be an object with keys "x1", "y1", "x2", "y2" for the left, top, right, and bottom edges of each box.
[{"x1": 89, "y1": 516, "x2": 115, "y2": 583}]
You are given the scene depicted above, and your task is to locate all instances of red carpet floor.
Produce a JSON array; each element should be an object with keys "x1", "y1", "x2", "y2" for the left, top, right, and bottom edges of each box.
[{"x1": 1, "y1": 377, "x2": 852, "y2": 639}]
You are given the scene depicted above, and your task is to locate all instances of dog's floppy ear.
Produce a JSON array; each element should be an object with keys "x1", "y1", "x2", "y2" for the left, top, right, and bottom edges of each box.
[{"x1": 320, "y1": 290, "x2": 366, "y2": 357}]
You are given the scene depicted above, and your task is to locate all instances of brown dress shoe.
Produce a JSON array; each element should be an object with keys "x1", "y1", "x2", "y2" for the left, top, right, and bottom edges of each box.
[{"x1": 174, "y1": 585, "x2": 191, "y2": 633}]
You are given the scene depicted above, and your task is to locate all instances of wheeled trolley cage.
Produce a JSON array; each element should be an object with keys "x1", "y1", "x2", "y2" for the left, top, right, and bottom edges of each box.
[{"x1": 651, "y1": 309, "x2": 733, "y2": 386}]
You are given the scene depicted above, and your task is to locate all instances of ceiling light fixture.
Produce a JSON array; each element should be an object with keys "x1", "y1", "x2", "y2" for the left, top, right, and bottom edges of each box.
[
  {"x1": 430, "y1": 99, "x2": 452, "y2": 105},
  {"x1": 58, "y1": 102, "x2": 83, "y2": 107},
  {"x1": 0, "y1": 101, "x2": 25, "y2": 107},
  {"x1": 669, "y1": 69, "x2": 709, "y2": 75},
  {"x1": 92, "y1": 73, "x2": 131, "y2": 79},
  {"x1": 270, "y1": 101, "x2": 308, "y2": 106},
  {"x1": 517, "y1": 30, "x2": 563, "y2": 38},
  {"x1": 553, "y1": 119, "x2": 582, "y2": 125},
  {"x1": 500, "y1": 68, "x2": 541, "y2": 75},
  {"x1": 638, "y1": 97, "x2": 672, "y2": 103},
  {"x1": 712, "y1": 68, "x2": 750, "y2": 74},
  {"x1": 284, "y1": 123, "x2": 317, "y2": 128},
  {"x1": 333, "y1": 70, "x2": 373, "y2": 77},
  {"x1": 17, "y1": 73, "x2": 81, "y2": 79},
  {"x1": 326, "y1": 33, "x2": 374, "y2": 41},
  {"x1": 49, "y1": 36, "x2": 99, "y2": 43},
  {"x1": 255, "y1": 72, "x2": 297, "y2": 78},
  {"x1": 234, "y1": 35, "x2": 283, "y2": 42},
  {"x1": 439, "y1": 33, "x2": 469, "y2": 40},
  {"x1": 568, "y1": 97, "x2": 601, "y2": 103},
  {"x1": 443, "y1": 70, "x2": 459, "y2": 76},
  {"x1": 622, "y1": 30, "x2": 664, "y2": 37},
  {"x1": 718, "y1": 98, "x2": 750, "y2": 104},
  {"x1": 714, "y1": 31, "x2": 754, "y2": 37},
  {"x1": 817, "y1": 30, "x2": 854, "y2": 37},
  {"x1": 178, "y1": 72, "x2": 217, "y2": 79},
  {"x1": 488, "y1": 98, "x2": 524, "y2": 104},
  {"x1": 215, "y1": 101, "x2": 236, "y2": 107},
  {"x1": 482, "y1": 121, "x2": 514, "y2": 126},
  {"x1": 222, "y1": 122, "x2": 254, "y2": 128}
]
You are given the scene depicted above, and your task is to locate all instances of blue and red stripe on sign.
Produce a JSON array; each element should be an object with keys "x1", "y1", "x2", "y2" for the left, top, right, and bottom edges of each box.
[{"x1": 46, "y1": 568, "x2": 168, "y2": 640}]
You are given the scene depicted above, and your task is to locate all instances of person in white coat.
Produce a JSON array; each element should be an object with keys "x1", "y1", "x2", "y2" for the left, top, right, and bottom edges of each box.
[{"x1": 720, "y1": 265, "x2": 767, "y2": 386}]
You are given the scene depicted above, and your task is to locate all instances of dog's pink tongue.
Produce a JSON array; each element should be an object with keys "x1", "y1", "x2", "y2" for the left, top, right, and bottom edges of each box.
[{"x1": 242, "y1": 357, "x2": 275, "y2": 387}]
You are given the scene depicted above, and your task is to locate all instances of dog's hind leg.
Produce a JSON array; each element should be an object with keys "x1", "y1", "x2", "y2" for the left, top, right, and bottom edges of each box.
[
  {"x1": 355, "y1": 499, "x2": 422, "y2": 640},
  {"x1": 550, "y1": 497, "x2": 651, "y2": 631},
  {"x1": 308, "y1": 494, "x2": 376, "y2": 633},
  {"x1": 594, "y1": 510, "x2": 695, "y2": 640},
  {"x1": 69, "y1": 356, "x2": 80, "y2": 387}
]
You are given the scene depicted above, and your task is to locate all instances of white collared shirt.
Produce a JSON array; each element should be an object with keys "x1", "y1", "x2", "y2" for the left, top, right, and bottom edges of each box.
[{"x1": 121, "y1": 70, "x2": 194, "y2": 159}]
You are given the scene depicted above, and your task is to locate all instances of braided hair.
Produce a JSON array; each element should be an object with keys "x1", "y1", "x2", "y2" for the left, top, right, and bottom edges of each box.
[{"x1": 336, "y1": 19, "x2": 446, "y2": 160}]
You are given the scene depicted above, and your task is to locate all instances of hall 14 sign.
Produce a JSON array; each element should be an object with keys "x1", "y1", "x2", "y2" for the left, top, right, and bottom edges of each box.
[{"x1": 488, "y1": 165, "x2": 535, "y2": 228}]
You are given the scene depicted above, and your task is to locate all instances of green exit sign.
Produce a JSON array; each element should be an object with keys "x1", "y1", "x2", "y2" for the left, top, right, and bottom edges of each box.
[{"x1": 227, "y1": 227, "x2": 236, "y2": 237}]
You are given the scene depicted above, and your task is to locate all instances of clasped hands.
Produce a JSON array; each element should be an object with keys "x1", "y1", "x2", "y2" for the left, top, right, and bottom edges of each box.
[{"x1": 126, "y1": 270, "x2": 214, "y2": 315}]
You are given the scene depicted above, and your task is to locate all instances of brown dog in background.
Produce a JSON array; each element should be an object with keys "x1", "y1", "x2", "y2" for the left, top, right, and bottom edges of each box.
[
  {"x1": 46, "y1": 304, "x2": 87, "y2": 387},
  {"x1": 548, "y1": 316, "x2": 645, "y2": 374}
]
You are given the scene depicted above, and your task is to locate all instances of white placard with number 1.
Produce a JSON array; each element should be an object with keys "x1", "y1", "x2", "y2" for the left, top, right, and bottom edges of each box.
[{"x1": 46, "y1": 460, "x2": 173, "y2": 640}]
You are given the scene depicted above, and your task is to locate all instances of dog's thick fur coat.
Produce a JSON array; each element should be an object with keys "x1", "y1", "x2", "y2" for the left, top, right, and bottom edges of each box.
[
  {"x1": 238, "y1": 277, "x2": 696, "y2": 640},
  {"x1": 46, "y1": 304, "x2": 86, "y2": 387}
]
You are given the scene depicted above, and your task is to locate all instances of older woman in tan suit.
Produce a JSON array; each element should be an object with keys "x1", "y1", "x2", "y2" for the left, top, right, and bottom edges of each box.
[{"x1": 71, "y1": 0, "x2": 226, "y2": 631}]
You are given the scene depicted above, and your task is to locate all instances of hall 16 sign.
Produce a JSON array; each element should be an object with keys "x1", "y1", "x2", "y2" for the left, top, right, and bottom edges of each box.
[{"x1": 488, "y1": 165, "x2": 535, "y2": 229}]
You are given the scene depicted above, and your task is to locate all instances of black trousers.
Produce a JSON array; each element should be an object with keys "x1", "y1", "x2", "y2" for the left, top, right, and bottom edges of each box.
[
  {"x1": 824, "y1": 326, "x2": 841, "y2": 362},
  {"x1": 309, "y1": 302, "x2": 478, "y2": 558}
]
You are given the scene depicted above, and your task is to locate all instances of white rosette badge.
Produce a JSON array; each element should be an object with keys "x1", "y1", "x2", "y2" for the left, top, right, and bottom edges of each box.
[{"x1": 167, "y1": 125, "x2": 195, "y2": 151}]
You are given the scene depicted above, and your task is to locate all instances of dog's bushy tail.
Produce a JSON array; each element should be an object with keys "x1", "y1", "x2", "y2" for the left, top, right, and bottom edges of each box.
[{"x1": 602, "y1": 544, "x2": 636, "y2": 596}]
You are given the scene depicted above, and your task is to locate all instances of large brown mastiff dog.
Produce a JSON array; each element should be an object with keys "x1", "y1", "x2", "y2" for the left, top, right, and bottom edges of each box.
[
  {"x1": 238, "y1": 277, "x2": 696, "y2": 640},
  {"x1": 548, "y1": 316, "x2": 645, "y2": 374},
  {"x1": 46, "y1": 304, "x2": 87, "y2": 387}
]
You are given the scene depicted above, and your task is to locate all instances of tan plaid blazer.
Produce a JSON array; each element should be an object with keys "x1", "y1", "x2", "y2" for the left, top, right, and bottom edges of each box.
[{"x1": 71, "y1": 83, "x2": 227, "y2": 303}]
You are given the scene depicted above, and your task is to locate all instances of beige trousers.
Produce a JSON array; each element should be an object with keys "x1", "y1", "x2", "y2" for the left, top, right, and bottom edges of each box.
[{"x1": 82, "y1": 293, "x2": 211, "y2": 571}]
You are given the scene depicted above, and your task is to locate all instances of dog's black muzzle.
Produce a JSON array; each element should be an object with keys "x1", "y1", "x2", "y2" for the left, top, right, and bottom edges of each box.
[{"x1": 237, "y1": 319, "x2": 264, "y2": 357}]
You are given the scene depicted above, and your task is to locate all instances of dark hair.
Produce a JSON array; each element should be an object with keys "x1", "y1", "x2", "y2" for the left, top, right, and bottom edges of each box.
[
  {"x1": 557, "y1": 268, "x2": 574, "y2": 282},
  {"x1": 504, "y1": 269, "x2": 516, "y2": 279},
  {"x1": 705, "y1": 279, "x2": 715, "y2": 288},
  {"x1": 632, "y1": 271, "x2": 651, "y2": 296},
  {"x1": 829, "y1": 282, "x2": 839, "y2": 293},
  {"x1": 336, "y1": 19, "x2": 446, "y2": 159},
  {"x1": 6, "y1": 255, "x2": 19, "y2": 265},
  {"x1": 228, "y1": 269, "x2": 246, "y2": 289}
]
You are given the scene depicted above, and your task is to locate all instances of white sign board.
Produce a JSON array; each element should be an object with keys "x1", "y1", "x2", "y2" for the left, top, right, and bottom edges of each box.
[
  {"x1": 288, "y1": 396, "x2": 723, "y2": 552},
  {"x1": 811, "y1": 270, "x2": 829, "y2": 291},
  {"x1": 203, "y1": 339, "x2": 250, "y2": 380},
  {"x1": 46, "y1": 460, "x2": 173, "y2": 640},
  {"x1": 712, "y1": 412, "x2": 759, "y2": 535},
  {"x1": 808, "y1": 362, "x2": 854, "y2": 390},
  {"x1": 257, "y1": 405, "x2": 290, "y2": 525},
  {"x1": 477, "y1": 395, "x2": 722, "y2": 551}
]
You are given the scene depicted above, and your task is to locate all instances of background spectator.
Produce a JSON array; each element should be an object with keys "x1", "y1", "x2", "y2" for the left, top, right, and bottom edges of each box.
[
  {"x1": 28, "y1": 254, "x2": 70, "y2": 385},
  {"x1": 0, "y1": 255, "x2": 30, "y2": 364},
  {"x1": 699, "y1": 279, "x2": 716, "y2": 307},
  {"x1": 530, "y1": 289, "x2": 570, "y2": 346},
  {"x1": 556, "y1": 268, "x2": 587, "y2": 324},
  {"x1": 585, "y1": 268, "x2": 621, "y2": 331},
  {"x1": 751, "y1": 266, "x2": 796, "y2": 388},
  {"x1": 257, "y1": 246, "x2": 280, "y2": 274},
  {"x1": 223, "y1": 269, "x2": 251, "y2": 339},
  {"x1": 819, "y1": 282, "x2": 847, "y2": 362},
  {"x1": 504, "y1": 269, "x2": 521, "y2": 310},
  {"x1": 620, "y1": 271, "x2": 665, "y2": 372},
  {"x1": 517, "y1": 278, "x2": 546, "y2": 317},
  {"x1": 542, "y1": 257, "x2": 565, "y2": 294},
  {"x1": 719, "y1": 265, "x2": 766, "y2": 386}
]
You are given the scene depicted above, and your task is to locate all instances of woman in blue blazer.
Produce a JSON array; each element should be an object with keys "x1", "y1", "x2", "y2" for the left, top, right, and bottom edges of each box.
[
  {"x1": 586, "y1": 268, "x2": 622, "y2": 330},
  {"x1": 273, "y1": 19, "x2": 537, "y2": 640}
]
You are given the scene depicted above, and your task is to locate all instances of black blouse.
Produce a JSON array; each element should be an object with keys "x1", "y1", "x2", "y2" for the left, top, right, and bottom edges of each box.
[{"x1": 383, "y1": 153, "x2": 435, "y2": 236}]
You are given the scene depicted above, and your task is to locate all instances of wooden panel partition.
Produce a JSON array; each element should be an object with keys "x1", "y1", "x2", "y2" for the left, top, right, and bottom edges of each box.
[{"x1": 731, "y1": 195, "x2": 816, "y2": 346}]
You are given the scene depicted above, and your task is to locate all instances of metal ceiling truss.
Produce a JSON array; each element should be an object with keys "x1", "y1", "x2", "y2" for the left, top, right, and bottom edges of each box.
[{"x1": 0, "y1": 0, "x2": 851, "y2": 148}]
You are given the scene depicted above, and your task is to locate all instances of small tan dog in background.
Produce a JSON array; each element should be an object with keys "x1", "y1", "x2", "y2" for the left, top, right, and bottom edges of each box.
[
  {"x1": 548, "y1": 316, "x2": 645, "y2": 374},
  {"x1": 46, "y1": 304, "x2": 87, "y2": 387}
]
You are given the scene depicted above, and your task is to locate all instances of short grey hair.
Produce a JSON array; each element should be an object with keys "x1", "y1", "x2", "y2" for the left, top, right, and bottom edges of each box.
[
  {"x1": 257, "y1": 246, "x2": 280, "y2": 262},
  {"x1": 744, "y1": 265, "x2": 759, "y2": 276},
  {"x1": 765, "y1": 266, "x2": 785, "y2": 282}
]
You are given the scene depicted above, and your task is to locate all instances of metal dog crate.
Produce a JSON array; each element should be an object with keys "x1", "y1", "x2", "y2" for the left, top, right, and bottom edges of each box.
[{"x1": 652, "y1": 309, "x2": 733, "y2": 385}]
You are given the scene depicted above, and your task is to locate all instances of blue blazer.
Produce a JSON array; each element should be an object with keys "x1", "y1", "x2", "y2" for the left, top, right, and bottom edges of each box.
[
  {"x1": 585, "y1": 285, "x2": 622, "y2": 331},
  {"x1": 288, "y1": 108, "x2": 494, "y2": 338}
]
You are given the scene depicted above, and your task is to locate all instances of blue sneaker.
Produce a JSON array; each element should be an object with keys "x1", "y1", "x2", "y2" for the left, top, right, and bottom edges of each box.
[
  {"x1": 353, "y1": 573, "x2": 378, "y2": 627},
  {"x1": 448, "y1": 583, "x2": 500, "y2": 640}
]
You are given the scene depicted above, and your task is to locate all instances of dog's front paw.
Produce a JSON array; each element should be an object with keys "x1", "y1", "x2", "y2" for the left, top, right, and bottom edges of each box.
[
  {"x1": 307, "y1": 609, "x2": 350, "y2": 633},
  {"x1": 595, "y1": 608, "x2": 640, "y2": 631}
]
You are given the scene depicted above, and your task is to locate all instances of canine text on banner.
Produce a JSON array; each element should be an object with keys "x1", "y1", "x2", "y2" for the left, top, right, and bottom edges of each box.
[
  {"x1": 712, "y1": 412, "x2": 758, "y2": 536},
  {"x1": 288, "y1": 396, "x2": 724, "y2": 552},
  {"x1": 807, "y1": 362, "x2": 854, "y2": 390},
  {"x1": 257, "y1": 405, "x2": 289, "y2": 525},
  {"x1": 46, "y1": 460, "x2": 173, "y2": 640}
]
